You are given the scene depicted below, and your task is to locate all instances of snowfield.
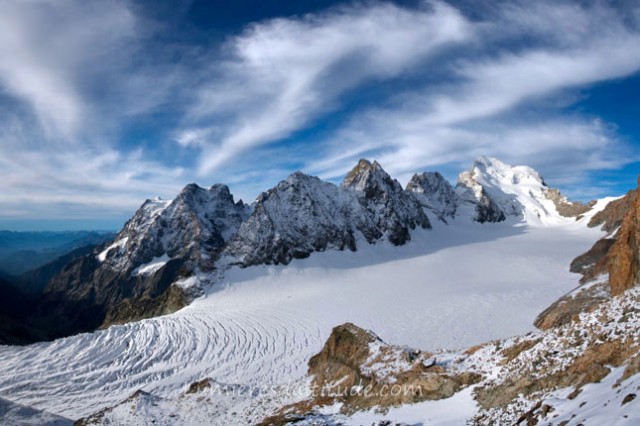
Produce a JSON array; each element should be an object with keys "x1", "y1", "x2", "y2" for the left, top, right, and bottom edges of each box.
[{"x1": 0, "y1": 215, "x2": 607, "y2": 423}]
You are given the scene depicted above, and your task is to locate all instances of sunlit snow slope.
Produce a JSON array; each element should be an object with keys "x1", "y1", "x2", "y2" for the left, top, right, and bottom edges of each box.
[{"x1": 0, "y1": 214, "x2": 605, "y2": 422}]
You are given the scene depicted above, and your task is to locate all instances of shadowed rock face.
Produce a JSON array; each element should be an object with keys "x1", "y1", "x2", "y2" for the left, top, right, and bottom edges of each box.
[
  {"x1": 570, "y1": 238, "x2": 616, "y2": 284},
  {"x1": 609, "y1": 176, "x2": 640, "y2": 296},
  {"x1": 456, "y1": 169, "x2": 507, "y2": 223}
]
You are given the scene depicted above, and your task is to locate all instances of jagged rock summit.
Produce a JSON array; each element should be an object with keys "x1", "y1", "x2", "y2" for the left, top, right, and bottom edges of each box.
[
  {"x1": 406, "y1": 171, "x2": 458, "y2": 222},
  {"x1": 225, "y1": 160, "x2": 430, "y2": 266}
]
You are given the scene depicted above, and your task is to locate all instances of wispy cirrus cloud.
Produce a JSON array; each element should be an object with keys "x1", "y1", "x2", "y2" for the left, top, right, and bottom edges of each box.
[
  {"x1": 178, "y1": 1, "x2": 472, "y2": 174},
  {"x1": 0, "y1": 0, "x2": 189, "y2": 224},
  {"x1": 0, "y1": 0, "x2": 139, "y2": 141}
]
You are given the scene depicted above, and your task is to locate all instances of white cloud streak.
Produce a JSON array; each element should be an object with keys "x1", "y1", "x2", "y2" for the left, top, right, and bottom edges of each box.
[
  {"x1": 0, "y1": 0, "x2": 137, "y2": 141},
  {"x1": 182, "y1": 1, "x2": 471, "y2": 174}
]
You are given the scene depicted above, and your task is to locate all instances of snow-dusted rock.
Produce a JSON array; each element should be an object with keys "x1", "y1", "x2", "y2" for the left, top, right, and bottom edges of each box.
[
  {"x1": 342, "y1": 159, "x2": 431, "y2": 245},
  {"x1": 225, "y1": 172, "x2": 357, "y2": 266},
  {"x1": 102, "y1": 183, "x2": 249, "y2": 272},
  {"x1": 227, "y1": 161, "x2": 431, "y2": 266},
  {"x1": 406, "y1": 171, "x2": 458, "y2": 222}
]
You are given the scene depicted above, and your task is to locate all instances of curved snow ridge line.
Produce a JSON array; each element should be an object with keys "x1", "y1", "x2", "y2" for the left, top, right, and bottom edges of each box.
[{"x1": 0, "y1": 306, "x2": 322, "y2": 419}]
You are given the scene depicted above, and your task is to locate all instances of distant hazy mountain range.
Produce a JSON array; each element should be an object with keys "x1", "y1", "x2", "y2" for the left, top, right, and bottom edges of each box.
[{"x1": 0, "y1": 230, "x2": 114, "y2": 276}]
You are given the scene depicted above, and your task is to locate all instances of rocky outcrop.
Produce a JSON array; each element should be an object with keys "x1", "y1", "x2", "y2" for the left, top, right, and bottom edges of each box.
[
  {"x1": 260, "y1": 323, "x2": 481, "y2": 423},
  {"x1": 562, "y1": 186, "x2": 637, "y2": 288},
  {"x1": 542, "y1": 188, "x2": 595, "y2": 218},
  {"x1": 406, "y1": 171, "x2": 458, "y2": 222},
  {"x1": 474, "y1": 286, "x2": 640, "y2": 424},
  {"x1": 262, "y1": 284, "x2": 640, "y2": 425},
  {"x1": 608, "y1": 176, "x2": 640, "y2": 296},
  {"x1": 589, "y1": 189, "x2": 637, "y2": 233},
  {"x1": 569, "y1": 238, "x2": 616, "y2": 284},
  {"x1": 535, "y1": 180, "x2": 639, "y2": 331},
  {"x1": 533, "y1": 282, "x2": 610, "y2": 330}
]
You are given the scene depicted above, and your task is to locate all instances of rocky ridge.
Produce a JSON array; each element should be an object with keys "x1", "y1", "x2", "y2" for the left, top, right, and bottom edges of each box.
[
  {"x1": 608, "y1": 176, "x2": 640, "y2": 296},
  {"x1": 224, "y1": 160, "x2": 431, "y2": 266},
  {"x1": 258, "y1": 286, "x2": 640, "y2": 425}
]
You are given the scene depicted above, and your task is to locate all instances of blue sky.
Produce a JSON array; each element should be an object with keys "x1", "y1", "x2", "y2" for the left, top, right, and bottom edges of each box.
[{"x1": 0, "y1": 0, "x2": 638, "y2": 231}]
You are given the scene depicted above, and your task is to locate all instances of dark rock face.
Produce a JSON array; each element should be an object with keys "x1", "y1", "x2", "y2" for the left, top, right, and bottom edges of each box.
[
  {"x1": 608, "y1": 176, "x2": 640, "y2": 296},
  {"x1": 225, "y1": 173, "x2": 357, "y2": 266},
  {"x1": 0, "y1": 278, "x2": 41, "y2": 345},
  {"x1": 104, "y1": 184, "x2": 249, "y2": 273},
  {"x1": 24, "y1": 184, "x2": 249, "y2": 340},
  {"x1": 17, "y1": 244, "x2": 99, "y2": 296},
  {"x1": 227, "y1": 161, "x2": 430, "y2": 266},
  {"x1": 406, "y1": 171, "x2": 458, "y2": 222},
  {"x1": 570, "y1": 238, "x2": 616, "y2": 284},
  {"x1": 342, "y1": 160, "x2": 431, "y2": 246}
]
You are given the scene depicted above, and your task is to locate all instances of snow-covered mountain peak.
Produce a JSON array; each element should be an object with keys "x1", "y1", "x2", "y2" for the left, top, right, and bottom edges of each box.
[
  {"x1": 101, "y1": 182, "x2": 249, "y2": 272},
  {"x1": 471, "y1": 156, "x2": 545, "y2": 188},
  {"x1": 457, "y1": 157, "x2": 590, "y2": 226}
]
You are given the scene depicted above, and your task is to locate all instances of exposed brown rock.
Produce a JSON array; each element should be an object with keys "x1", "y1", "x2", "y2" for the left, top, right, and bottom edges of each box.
[
  {"x1": 475, "y1": 338, "x2": 637, "y2": 410},
  {"x1": 186, "y1": 378, "x2": 212, "y2": 394},
  {"x1": 101, "y1": 284, "x2": 187, "y2": 328},
  {"x1": 622, "y1": 393, "x2": 636, "y2": 405},
  {"x1": 499, "y1": 338, "x2": 541, "y2": 365},
  {"x1": 261, "y1": 323, "x2": 481, "y2": 424},
  {"x1": 543, "y1": 188, "x2": 595, "y2": 218},
  {"x1": 620, "y1": 354, "x2": 640, "y2": 383},
  {"x1": 534, "y1": 282, "x2": 609, "y2": 330},
  {"x1": 566, "y1": 186, "x2": 637, "y2": 287},
  {"x1": 608, "y1": 176, "x2": 640, "y2": 296},
  {"x1": 589, "y1": 188, "x2": 637, "y2": 233}
]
